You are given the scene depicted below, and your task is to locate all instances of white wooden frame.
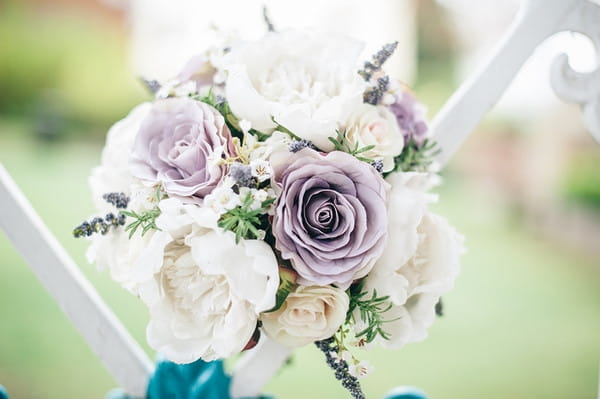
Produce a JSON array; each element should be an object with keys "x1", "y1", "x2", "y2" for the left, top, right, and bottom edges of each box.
[{"x1": 0, "y1": 0, "x2": 598, "y2": 397}]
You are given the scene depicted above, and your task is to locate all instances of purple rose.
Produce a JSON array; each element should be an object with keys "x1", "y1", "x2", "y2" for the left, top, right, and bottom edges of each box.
[
  {"x1": 272, "y1": 149, "x2": 389, "y2": 288},
  {"x1": 389, "y1": 90, "x2": 429, "y2": 147},
  {"x1": 130, "y1": 98, "x2": 233, "y2": 202}
]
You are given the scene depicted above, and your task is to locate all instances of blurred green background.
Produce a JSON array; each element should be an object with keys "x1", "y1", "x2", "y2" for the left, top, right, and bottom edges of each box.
[{"x1": 0, "y1": 1, "x2": 599, "y2": 398}]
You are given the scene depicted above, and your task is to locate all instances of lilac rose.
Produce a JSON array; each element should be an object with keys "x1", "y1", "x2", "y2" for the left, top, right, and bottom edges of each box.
[
  {"x1": 130, "y1": 98, "x2": 233, "y2": 202},
  {"x1": 272, "y1": 149, "x2": 389, "y2": 288}
]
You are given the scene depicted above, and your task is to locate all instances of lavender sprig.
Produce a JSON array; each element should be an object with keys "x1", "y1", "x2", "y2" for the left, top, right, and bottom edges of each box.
[
  {"x1": 289, "y1": 139, "x2": 316, "y2": 153},
  {"x1": 363, "y1": 75, "x2": 390, "y2": 105},
  {"x1": 139, "y1": 77, "x2": 161, "y2": 95},
  {"x1": 358, "y1": 42, "x2": 398, "y2": 82},
  {"x1": 73, "y1": 213, "x2": 126, "y2": 238},
  {"x1": 315, "y1": 338, "x2": 365, "y2": 399},
  {"x1": 262, "y1": 5, "x2": 276, "y2": 32},
  {"x1": 229, "y1": 163, "x2": 257, "y2": 188},
  {"x1": 102, "y1": 192, "x2": 130, "y2": 209}
]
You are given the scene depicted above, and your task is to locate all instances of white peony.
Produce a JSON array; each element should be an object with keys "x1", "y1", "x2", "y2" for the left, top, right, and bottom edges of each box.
[
  {"x1": 344, "y1": 104, "x2": 404, "y2": 172},
  {"x1": 224, "y1": 30, "x2": 366, "y2": 151},
  {"x1": 359, "y1": 212, "x2": 464, "y2": 349},
  {"x1": 261, "y1": 285, "x2": 349, "y2": 348},
  {"x1": 89, "y1": 103, "x2": 151, "y2": 213},
  {"x1": 367, "y1": 172, "x2": 436, "y2": 304},
  {"x1": 137, "y1": 198, "x2": 279, "y2": 363}
]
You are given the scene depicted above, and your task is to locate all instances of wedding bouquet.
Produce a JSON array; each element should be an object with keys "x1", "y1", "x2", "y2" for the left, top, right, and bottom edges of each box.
[{"x1": 75, "y1": 22, "x2": 463, "y2": 398}]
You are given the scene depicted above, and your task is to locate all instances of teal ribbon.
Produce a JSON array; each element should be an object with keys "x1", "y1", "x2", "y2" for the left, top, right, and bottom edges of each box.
[
  {"x1": 106, "y1": 358, "x2": 271, "y2": 399},
  {"x1": 3, "y1": 362, "x2": 427, "y2": 399},
  {"x1": 384, "y1": 386, "x2": 428, "y2": 399}
]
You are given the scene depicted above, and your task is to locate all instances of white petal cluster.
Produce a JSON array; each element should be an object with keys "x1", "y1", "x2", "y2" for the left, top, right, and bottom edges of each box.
[{"x1": 357, "y1": 172, "x2": 464, "y2": 349}]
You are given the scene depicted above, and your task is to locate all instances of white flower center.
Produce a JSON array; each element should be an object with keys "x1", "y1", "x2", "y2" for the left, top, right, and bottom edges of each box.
[
  {"x1": 162, "y1": 252, "x2": 230, "y2": 317},
  {"x1": 255, "y1": 60, "x2": 343, "y2": 110}
]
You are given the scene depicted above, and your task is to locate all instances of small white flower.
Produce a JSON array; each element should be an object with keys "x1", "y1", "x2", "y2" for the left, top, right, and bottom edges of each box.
[
  {"x1": 206, "y1": 145, "x2": 225, "y2": 168},
  {"x1": 239, "y1": 119, "x2": 252, "y2": 134},
  {"x1": 250, "y1": 159, "x2": 273, "y2": 182},
  {"x1": 331, "y1": 350, "x2": 352, "y2": 362},
  {"x1": 238, "y1": 187, "x2": 270, "y2": 211},
  {"x1": 204, "y1": 186, "x2": 240, "y2": 214},
  {"x1": 252, "y1": 189, "x2": 269, "y2": 203},
  {"x1": 174, "y1": 81, "x2": 198, "y2": 97},
  {"x1": 348, "y1": 360, "x2": 373, "y2": 379},
  {"x1": 221, "y1": 176, "x2": 236, "y2": 188}
]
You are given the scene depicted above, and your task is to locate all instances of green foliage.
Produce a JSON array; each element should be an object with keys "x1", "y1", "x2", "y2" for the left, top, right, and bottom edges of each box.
[
  {"x1": 388, "y1": 138, "x2": 439, "y2": 174},
  {"x1": 198, "y1": 89, "x2": 249, "y2": 140},
  {"x1": 562, "y1": 152, "x2": 600, "y2": 210},
  {"x1": 218, "y1": 193, "x2": 274, "y2": 243},
  {"x1": 328, "y1": 130, "x2": 376, "y2": 163},
  {"x1": 267, "y1": 268, "x2": 298, "y2": 313},
  {"x1": 121, "y1": 208, "x2": 161, "y2": 239},
  {"x1": 346, "y1": 285, "x2": 396, "y2": 343},
  {"x1": 0, "y1": 5, "x2": 146, "y2": 133},
  {"x1": 120, "y1": 188, "x2": 163, "y2": 238},
  {"x1": 270, "y1": 116, "x2": 301, "y2": 140}
]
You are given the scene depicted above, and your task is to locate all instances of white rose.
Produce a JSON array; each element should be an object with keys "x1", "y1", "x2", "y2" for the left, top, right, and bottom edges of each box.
[
  {"x1": 224, "y1": 30, "x2": 366, "y2": 151},
  {"x1": 261, "y1": 285, "x2": 349, "y2": 348},
  {"x1": 89, "y1": 103, "x2": 151, "y2": 213},
  {"x1": 344, "y1": 104, "x2": 404, "y2": 172},
  {"x1": 359, "y1": 212, "x2": 464, "y2": 349}
]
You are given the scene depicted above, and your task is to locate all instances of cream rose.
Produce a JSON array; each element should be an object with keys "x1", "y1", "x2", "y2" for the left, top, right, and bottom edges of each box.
[
  {"x1": 224, "y1": 30, "x2": 366, "y2": 151},
  {"x1": 261, "y1": 285, "x2": 349, "y2": 347},
  {"x1": 344, "y1": 104, "x2": 404, "y2": 172},
  {"x1": 358, "y1": 212, "x2": 464, "y2": 349}
]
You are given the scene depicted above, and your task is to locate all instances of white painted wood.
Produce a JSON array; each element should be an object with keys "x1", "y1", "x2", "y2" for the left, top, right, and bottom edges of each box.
[
  {"x1": 430, "y1": 0, "x2": 589, "y2": 166},
  {"x1": 230, "y1": 336, "x2": 292, "y2": 398},
  {"x1": 550, "y1": 0, "x2": 600, "y2": 142},
  {"x1": 0, "y1": 164, "x2": 153, "y2": 398}
]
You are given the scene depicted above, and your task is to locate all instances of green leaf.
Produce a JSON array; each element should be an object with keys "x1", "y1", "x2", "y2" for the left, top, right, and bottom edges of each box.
[{"x1": 266, "y1": 268, "x2": 297, "y2": 313}]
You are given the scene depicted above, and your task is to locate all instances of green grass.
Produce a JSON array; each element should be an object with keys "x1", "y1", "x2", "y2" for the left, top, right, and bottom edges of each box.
[{"x1": 0, "y1": 125, "x2": 598, "y2": 399}]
